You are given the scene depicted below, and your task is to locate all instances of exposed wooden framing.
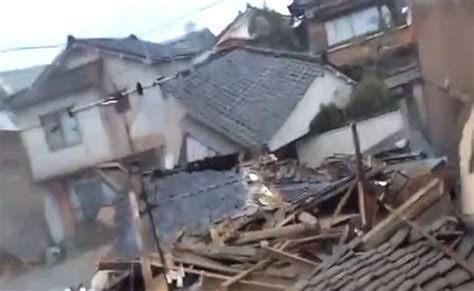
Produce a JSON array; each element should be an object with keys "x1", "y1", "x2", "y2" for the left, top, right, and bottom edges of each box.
[{"x1": 234, "y1": 223, "x2": 319, "y2": 245}]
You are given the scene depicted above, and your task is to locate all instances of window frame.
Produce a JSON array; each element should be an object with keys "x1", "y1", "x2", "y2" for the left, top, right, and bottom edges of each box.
[
  {"x1": 324, "y1": 6, "x2": 382, "y2": 47},
  {"x1": 40, "y1": 108, "x2": 83, "y2": 152}
]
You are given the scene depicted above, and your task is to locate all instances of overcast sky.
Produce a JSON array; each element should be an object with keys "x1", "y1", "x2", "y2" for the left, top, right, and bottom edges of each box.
[{"x1": 0, "y1": 0, "x2": 291, "y2": 71}]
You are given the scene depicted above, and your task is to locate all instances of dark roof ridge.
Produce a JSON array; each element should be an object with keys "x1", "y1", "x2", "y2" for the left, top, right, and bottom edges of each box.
[{"x1": 241, "y1": 45, "x2": 322, "y2": 62}]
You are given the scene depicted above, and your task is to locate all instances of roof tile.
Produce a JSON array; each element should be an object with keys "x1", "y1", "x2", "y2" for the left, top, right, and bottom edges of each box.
[{"x1": 166, "y1": 47, "x2": 323, "y2": 147}]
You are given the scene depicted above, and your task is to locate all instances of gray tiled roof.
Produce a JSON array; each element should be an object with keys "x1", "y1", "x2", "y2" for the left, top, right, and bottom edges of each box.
[
  {"x1": 0, "y1": 65, "x2": 46, "y2": 98},
  {"x1": 75, "y1": 29, "x2": 215, "y2": 63},
  {"x1": 167, "y1": 47, "x2": 323, "y2": 148},
  {"x1": 149, "y1": 170, "x2": 250, "y2": 245},
  {"x1": 297, "y1": 217, "x2": 474, "y2": 291}
]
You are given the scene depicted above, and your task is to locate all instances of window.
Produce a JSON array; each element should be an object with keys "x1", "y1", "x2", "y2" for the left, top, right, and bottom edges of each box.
[
  {"x1": 40, "y1": 109, "x2": 82, "y2": 151},
  {"x1": 325, "y1": 7, "x2": 381, "y2": 46}
]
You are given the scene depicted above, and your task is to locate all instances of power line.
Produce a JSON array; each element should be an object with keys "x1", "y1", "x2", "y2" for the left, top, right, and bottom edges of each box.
[
  {"x1": 140, "y1": 0, "x2": 234, "y2": 37},
  {"x1": 0, "y1": 44, "x2": 64, "y2": 53},
  {"x1": 0, "y1": 0, "x2": 244, "y2": 54}
]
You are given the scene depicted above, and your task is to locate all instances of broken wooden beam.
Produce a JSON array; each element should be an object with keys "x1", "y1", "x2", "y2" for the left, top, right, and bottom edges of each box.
[
  {"x1": 168, "y1": 251, "x2": 240, "y2": 275},
  {"x1": 260, "y1": 244, "x2": 318, "y2": 274},
  {"x1": 361, "y1": 178, "x2": 445, "y2": 249},
  {"x1": 234, "y1": 223, "x2": 319, "y2": 245},
  {"x1": 220, "y1": 241, "x2": 290, "y2": 290},
  {"x1": 221, "y1": 259, "x2": 270, "y2": 291},
  {"x1": 330, "y1": 181, "x2": 356, "y2": 227},
  {"x1": 174, "y1": 243, "x2": 258, "y2": 261},
  {"x1": 383, "y1": 203, "x2": 474, "y2": 278}
]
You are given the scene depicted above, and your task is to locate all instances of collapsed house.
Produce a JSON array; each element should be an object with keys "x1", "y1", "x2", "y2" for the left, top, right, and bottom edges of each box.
[{"x1": 88, "y1": 125, "x2": 464, "y2": 291}]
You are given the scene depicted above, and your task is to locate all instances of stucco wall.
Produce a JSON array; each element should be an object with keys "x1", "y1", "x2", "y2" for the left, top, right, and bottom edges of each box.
[
  {"x1": 184, "y1": 117, "x2": 242, "y2": 155},
  {"x1": 268, "y1": 69, "x2": 353, "y2": 151},
  {"x1": 0, "y1": 131, "x2": 49, "y2": 260},
  {"x1": 14, "y1": 48, "x2": 188, "y2": 181},
  {"x1": 16, "y1": 88, "x2": 118, "y2": 181},
  {"x1": 297, "y1": 110, "x2": 403, "y2": 167}
]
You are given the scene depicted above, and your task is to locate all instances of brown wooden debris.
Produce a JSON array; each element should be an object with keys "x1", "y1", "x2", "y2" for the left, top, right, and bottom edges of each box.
[
  {"x1": 362, "y1": 178, "x2": 445, "y2": 249},
  {"x1": 234, "y1": 223, "x2": 320, "y2": 245}
]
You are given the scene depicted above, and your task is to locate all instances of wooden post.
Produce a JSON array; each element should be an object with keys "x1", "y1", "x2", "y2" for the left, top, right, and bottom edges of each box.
[
  {"x1": 128, "y1": 190, "x2": 154, "y2": 290},
  {"x1": 351, "y1": 122, "x2": 369, "y2": 228}
]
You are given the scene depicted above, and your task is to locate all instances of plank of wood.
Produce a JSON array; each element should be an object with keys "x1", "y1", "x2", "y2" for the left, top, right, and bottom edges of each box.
[
  {"x1": 221, "y1": 259, "x2": 270, "y2": 290},
  {"x1": 383, "y1": 203, "x2": 474, "y2": 278},
  {"x1": 234, "y1": 223, "x2": 319, "y2": 245},
  {"x1": 98, "y1": 258, "x2": 290, "y2": 290},
  {"x1": 362, "y1": 178, "x2": 445, "y2": 249},
  {"x1": 128, "y1": 191, "x2": 154, "y2": 291},
  {"x1": 220, "y1": 241, "x2": 291, "y2": 290},
  {"x1": 174, "y1": 243, "x2": 258, "y2": 259},
  {"x1": 320, "y1": 214, "x2": 359, "y2": 229},
  {"x1": 330, "y1": 181, "x2": 356, "y2": 227},
  {"x1": 260, "y1": 244, "x2": 318, "y2": 274},
  {"x1": 169, "y1": 251, "x2": 240, "y2": 275},
  {"x1": 357, "y1": 181, "x2": 368, "y2": 227}
]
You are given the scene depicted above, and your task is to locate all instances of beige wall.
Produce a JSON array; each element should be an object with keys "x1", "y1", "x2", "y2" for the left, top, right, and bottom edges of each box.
[{"x1": 268, "y1": 68, "x2": 353, "y2": 151}]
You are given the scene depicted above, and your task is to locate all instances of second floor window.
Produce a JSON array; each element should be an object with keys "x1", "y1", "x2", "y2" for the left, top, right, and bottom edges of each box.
[
  {"x1": 40, "y1": 109, "x2": 82, "y2": 151},
  {"x1": 325, "y1": 7, "x2": 381, "y2": 46}
]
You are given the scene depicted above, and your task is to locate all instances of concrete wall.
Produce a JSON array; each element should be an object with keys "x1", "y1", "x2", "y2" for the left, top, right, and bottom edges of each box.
[
  {"x1": 0, "y1": 131, "x2": 49, "y2": 260},
  {"x1": 268, "y1": 68, "x2": 353, "y2": 151},
  {"x1": 297, "y1": 110, "x2": 403, "y2": 167},
  {"x1": 413, "y1": 0, "x2": 474, "y2": 163},
  {"x1": 15, "y1": 47, "x2": 187, "y2": 181}
]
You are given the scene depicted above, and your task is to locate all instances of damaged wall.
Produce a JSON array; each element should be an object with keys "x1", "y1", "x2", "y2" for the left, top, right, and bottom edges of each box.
[
  {"x1": 15, "y1": 47, "x2": 187, "y2": 181},
  {"x1": 0, "y1": 131, "x2": 49, "y2": 260},
  {"x1": 268, "y1": 68, "x2": 353, "y2": 151},
  {"x1": 297, "y1": 110, "x2": 403, "y2": 167}
]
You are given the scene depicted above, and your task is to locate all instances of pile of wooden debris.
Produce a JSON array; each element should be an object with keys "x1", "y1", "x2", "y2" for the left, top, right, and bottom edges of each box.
[{"x1": 93, "y1": 142, "x2": 457, "y2": 290}]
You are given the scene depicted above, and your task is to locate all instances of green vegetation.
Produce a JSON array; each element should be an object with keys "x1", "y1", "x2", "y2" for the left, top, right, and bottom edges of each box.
[{"x1": 310, "y1": 71, "x2": 397, "y2": 134}]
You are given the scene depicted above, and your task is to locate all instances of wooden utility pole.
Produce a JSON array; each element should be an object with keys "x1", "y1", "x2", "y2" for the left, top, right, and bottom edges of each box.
[{"x1": 351, "y1": 122, "x2": 370, "y2": 228}]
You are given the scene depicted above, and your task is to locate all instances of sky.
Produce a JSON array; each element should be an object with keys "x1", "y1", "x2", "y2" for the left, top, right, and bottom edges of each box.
[{"x1": 0, "y1": 0, "x2": 291, "y2": 71}]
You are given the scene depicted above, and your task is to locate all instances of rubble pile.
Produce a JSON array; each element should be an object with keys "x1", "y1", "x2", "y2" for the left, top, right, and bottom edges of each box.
[{"x1": 93, "y1": 143, "x2": 466, "y2": 291}]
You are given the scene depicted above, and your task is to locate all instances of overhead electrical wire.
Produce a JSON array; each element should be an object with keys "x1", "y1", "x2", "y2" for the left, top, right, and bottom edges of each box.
[{"x1": 0, "y1": 0, "x2": 239, "y2": 54}]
